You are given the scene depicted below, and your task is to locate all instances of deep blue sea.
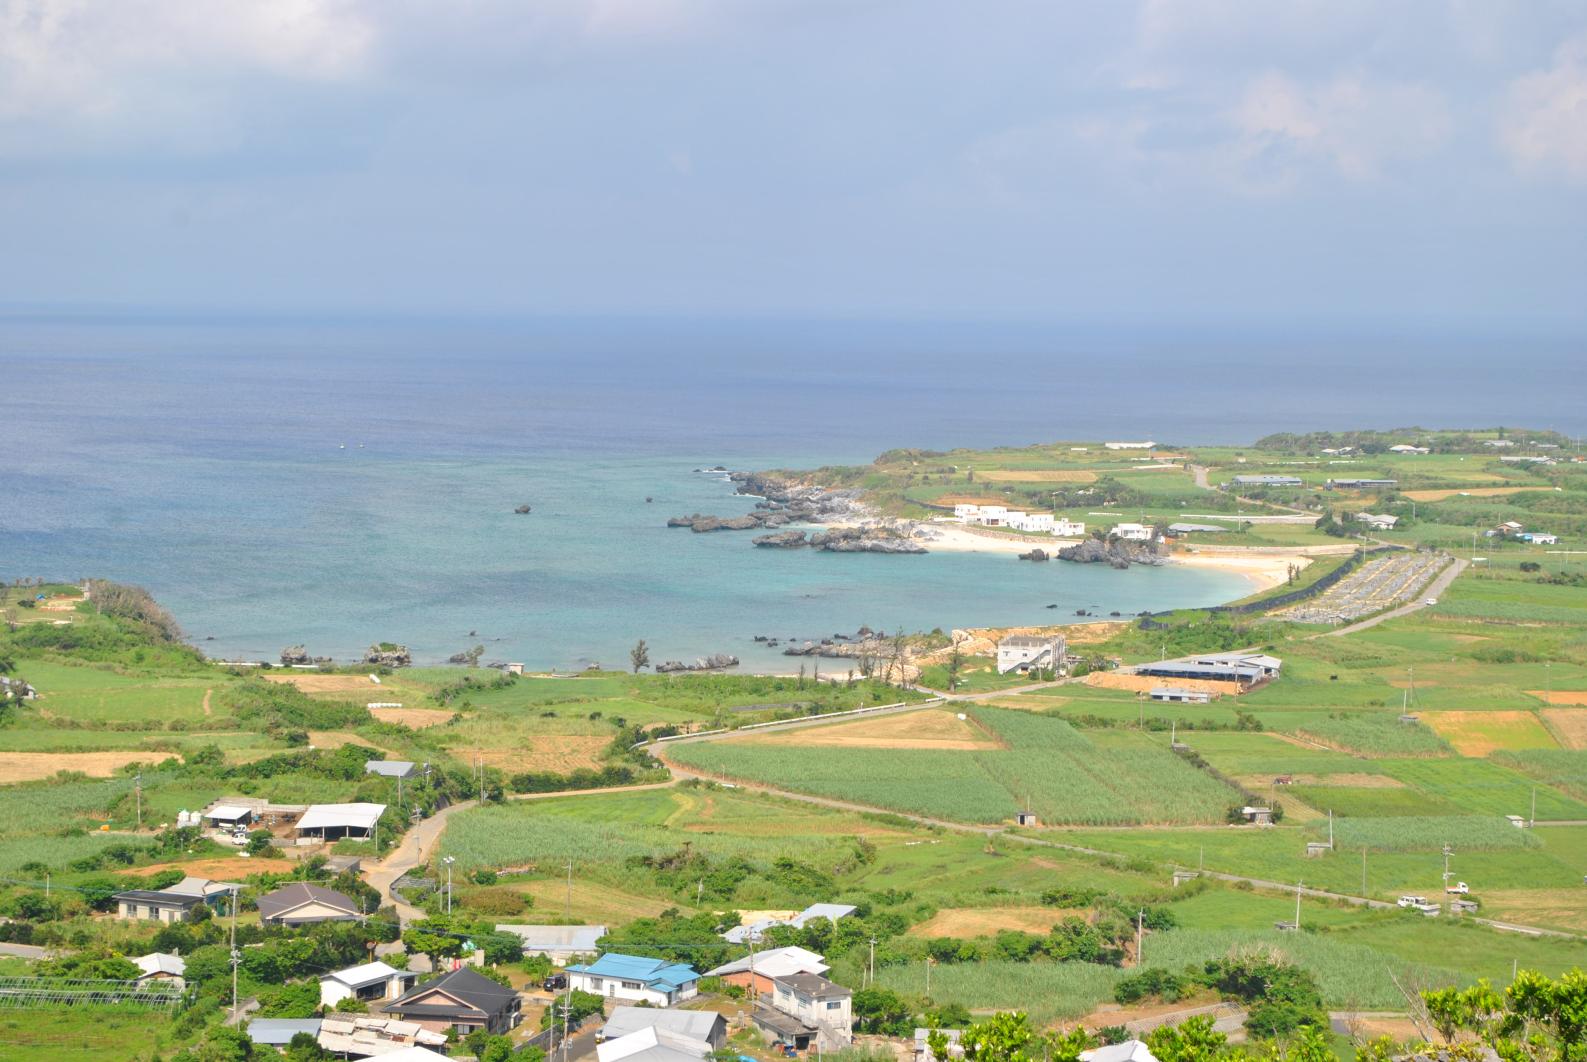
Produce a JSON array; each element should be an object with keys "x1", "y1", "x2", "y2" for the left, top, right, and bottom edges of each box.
[{"x1": 4, "y1": 316, "x2": 1583, "y2": 669}]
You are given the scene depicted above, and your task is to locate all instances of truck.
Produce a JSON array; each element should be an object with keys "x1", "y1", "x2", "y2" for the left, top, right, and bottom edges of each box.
[{"x1": 1445, "y1": 881, "x2": 1469, "y2": 895}]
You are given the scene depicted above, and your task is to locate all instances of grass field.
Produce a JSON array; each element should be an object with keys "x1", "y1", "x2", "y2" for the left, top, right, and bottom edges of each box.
[{"x1": 669, "y1": 707, "x2": 1240, "y2": 825}]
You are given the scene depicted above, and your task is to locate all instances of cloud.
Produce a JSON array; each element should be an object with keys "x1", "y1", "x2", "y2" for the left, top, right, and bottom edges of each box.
[
  {"x1": 1226, "y1": 71, "x2": 1451, "y2": 185},
  {"x1": 1499, "y1": 34, "x2": 1587, "y2": 182},
  {"x1": 0, "y1": 0, "x2": 376, "y2": 159}
]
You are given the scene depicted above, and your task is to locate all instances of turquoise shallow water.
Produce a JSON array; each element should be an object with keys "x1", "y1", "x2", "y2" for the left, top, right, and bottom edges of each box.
[{"x1": 10, "y1": 316, "x2": 1575, "y2": 669}]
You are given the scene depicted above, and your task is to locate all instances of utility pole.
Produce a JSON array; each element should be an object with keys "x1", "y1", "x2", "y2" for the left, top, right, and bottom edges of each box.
[
  {"x1": 1294, "y1": 882, "x2": 1303, "y2": 930},
  {"x1": 1442, "y1": 844, "x2": 1452, "y2": 888},
  {"x1": 1362, "y1": 847, "x2": 1368, "y2": 895},
  {"x1": 1135, "y1": 909, "x2": 1144, "y2": 964},
  {"x1": 1531, "y1": 787, "x2": 1537, "y2": 828},
  {"x1": 228, "y1": 886, "x2": 240, "y2": 1021},
  {"x1": 1329, "y1": 809, "x2": 1334, "y2": 849},
  {"x1": 443, "y1": 855, "x2": 455, "y2": 915},
  {"x1": 44, "y1": 871, "x2": 49, "y2": 899},
  {"x1": 566, "y1": 861, "x2": 574, "y2": 920},
  {"x1": 924, "y1": 957, "x2": 933, "y2": 998},
  {"x1": 868, "y1": 937, "x2": 877, "y2": 988}
]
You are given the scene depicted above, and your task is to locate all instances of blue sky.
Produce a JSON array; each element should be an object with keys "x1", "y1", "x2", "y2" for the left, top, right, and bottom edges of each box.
[{"x1": 1, "y1": 1, "x2": 1584, "y2": 329}]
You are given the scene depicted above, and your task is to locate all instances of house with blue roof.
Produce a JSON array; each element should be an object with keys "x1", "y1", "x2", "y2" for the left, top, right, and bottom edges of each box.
[{"x1": 566, "y1": 953, "x2": 701, "y2": 1006}]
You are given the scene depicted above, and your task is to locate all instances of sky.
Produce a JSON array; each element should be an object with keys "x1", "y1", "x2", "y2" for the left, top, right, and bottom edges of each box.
[{"x1": 1, "y1": 1, "x2": 1585, "y2": 331}]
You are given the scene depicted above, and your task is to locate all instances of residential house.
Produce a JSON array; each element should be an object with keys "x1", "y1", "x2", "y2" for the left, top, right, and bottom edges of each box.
[
  {"x1": 1483, "y1": 439, "x2": 1515, "y2": 448},
  {"x1": 1355, "y1": 513, "x2": 1399, "y2": 530},
  {"x1": 597, "y1": 1026, "x2": 714, "y2": 1062},
  {"x1": 382, "y1": 966, "x2": 523, "y2": 1036},
  {"x1": 1053, "y1": 519, "x2": 1086, "y2": 537},
  {"x1": 1389, "y1": 445, "x2": 1430, "y2": 454},
  {"x1": 114, "y1": 877, "x2": 234, "y2": 923},
  {"x1": 316, "y1": 1013, "x2": 449, "y2": 1055},
  {"x1": 1110, "y1": 523, "x2": 1155, "y2": 541},
  {"x1": 752, "y1": 973, "x2": 853, "y2": 1053},
  {"x1": 320, "y1": 960, "x2": 418, "y2": 1007},
  {"x1": 995, "y1": 635, "x2": 1066, "y2": 676},
  {"x1": 1008, "y1": 512, "x2": 1054, "y2": 533},
  {"x1": 600, "y1": 1006, "x2": 727, "y2": 1048},
  {"x1": 365, "y1": 760, "x2": 418, "y2": 780},
  {"x1": 705, "y1": 946, "x2": 828, "y2": 994},
  {"x1": 294, "y1": 802, "x2": 385, "y2": 842},
  {"x1": 257, "y1": 882, "x2": 364, "y2": 926},
  {"x1": 565, "y1": 953, "x2": 700, "y2": 1005},
  {"x1": 494, "y1": 923, "x2": 606, "y2": 962},
  {"x1": 1081, "y1": 1042, "x2": 1161, "y2": 1062},
  {"x1": 974, "y1": 505, "x2": 1008, "y2": 526},
  {"x1": 246, "y1": 1019, "x2": 324, "y2": 1051},
  {"x1": 131, "y1": 952, "x2": 186, "y2": 987},
  {"x1": 724, "y1": 903, "x2": 857, "y2": 944}
]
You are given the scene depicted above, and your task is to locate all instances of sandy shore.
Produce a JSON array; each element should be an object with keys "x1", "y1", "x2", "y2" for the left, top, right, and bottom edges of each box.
[
  {"x1": 1170, "y1": 550, "x2": 1310, "y2": 591},
  {"x1": 911, "y1": 521, "x2": 1308, "y2": 592}
]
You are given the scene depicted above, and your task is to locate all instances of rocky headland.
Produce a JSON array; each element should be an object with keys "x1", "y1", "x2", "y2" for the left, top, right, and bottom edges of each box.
[
  {"x1": 670, "y1": 471, "x2": 926, "y2": 553},
  {"x1": 1056, "y1": 537, "x2": 1168, "y2": 569}
]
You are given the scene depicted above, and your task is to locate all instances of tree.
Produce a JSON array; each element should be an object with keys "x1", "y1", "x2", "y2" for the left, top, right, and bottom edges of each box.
[
  {"x1": 403, "y1": 922, "x2": 464, "y2": 967},
  {"x1": 630, "y1": 640, "x2": 650, "y2": 673},
  {"x1": 946, "y1": 642, "x2": 963, "y2": 693},
  {"x1": 853, "y1": 986, "x2": 913, "y2": 1036},
  {"x1": 284, "y1": 1032, "x2": 329, "y2": 1061},
  {"x1": 1146, "y1": 1015, "x2": 1231, "y2": 1062}
]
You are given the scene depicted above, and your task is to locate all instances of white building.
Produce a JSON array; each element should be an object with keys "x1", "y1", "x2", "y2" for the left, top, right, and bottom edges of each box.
[
  {"x1": 1081, "y1": 1042, "x2": 1161, "y2": 1062},
  {"x1": 1518, "y1": 532, "x2": 1558, "y2": 545},
  {"x1": 1355, "y1": 513, "x2": 1399, "y2": 530},
  {"x1": 1007, "y1": 512, "x2": 1053, "y2": 533},
  {"x1": 494, "y1": 924, "x2": 606, "y2": 962},
  {"x1": 565, "y1": 954, "x2": 700, "y2": 1005},
  {"x1": 996, "y1": 635, "x2": 1066, "y2": 676},
  {"x1": 597, "y1": 1026, "x2": 713, "y2": 1062},
  {"x1": 294, "y1": 802, "x2": 386, "y2": 842},
  {"x1": 1053, "y1": 519, "x2": 1086, "y2": 537},
  {"x1": 320, "y1": 961, "x2": 417, "y2": 1007},
  {"x1": 1111, "y1": 523, "x2": 1155, "y2": 541},
  {"x1": 1105, "y1": 441, "x2": 1156, "y2": 450},
  {"x1": 724, "y1": 903, "x2": 857, "y2": 944},
  {"x1": 132, "y1": 952, "x2": 186, "y2": 987},
  {"x1": 1389, "y1": 445, "x2": 1430, "y2": 454},
  {"x1": 753, "y1": 973, "x2": 853, "y2": 1053}
]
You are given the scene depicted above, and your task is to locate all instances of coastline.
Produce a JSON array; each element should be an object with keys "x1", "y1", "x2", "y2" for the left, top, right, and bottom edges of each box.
[{"x1": 906, "y1": 520, "x2": 1308, "y2": 592}]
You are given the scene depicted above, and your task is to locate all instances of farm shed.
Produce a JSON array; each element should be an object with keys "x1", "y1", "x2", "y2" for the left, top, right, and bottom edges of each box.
[
  {"x1": 247, "y1": 1019, "x2": 323, "y2": 1049},
  {"x1": 1239, "y1": 806, "x2": 1274, "y2": 825},
  {"x1": 1167, "y1": 523, "x2": 1228, "y2": 534},
  {"x1": 203, "y1": 804, "x2": 254, "y2": 828},
  {"x1": 1080, "y1": 1041, "x2": 1161, "y2": 1062},
  {"x1": 1231, "y1": 475, "x2": 1302, "y2": 487},
  {"x1": 724, "y1": 902, "x2": 857, "y2": 944},
  {"x1": 295, "y1": 801, "x2": 386, "y2": 841},
  {"x1": 1149, "y1": 687, "x2": 1212, "y2": 704},
  {"x1": 365, "y1": 760, "x2": 418, "y2": 779}
]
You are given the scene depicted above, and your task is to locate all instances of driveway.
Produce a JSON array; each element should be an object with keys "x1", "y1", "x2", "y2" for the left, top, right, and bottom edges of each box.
[{"x1": 365, "y1": 799, "x2": 475, "y2": 924}]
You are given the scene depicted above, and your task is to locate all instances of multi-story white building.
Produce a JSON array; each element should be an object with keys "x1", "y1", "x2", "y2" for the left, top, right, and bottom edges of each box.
[
  {"x1": 1111, "y1": 523, "x2": 1156, "y2": 541},
  {"x1": 1053, "y1": 519, "x2": 1086, "y2": 537}
]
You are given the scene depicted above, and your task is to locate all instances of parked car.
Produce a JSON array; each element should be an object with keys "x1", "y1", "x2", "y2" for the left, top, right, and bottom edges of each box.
[
  {"x1": 1446, "y1": 881, "x2": 1469, "y2": 894},
  {"x1": 542, "y1": 974, "x2": 568, "y2": 991},
  {"x1": 1397, "y1": 895, "x2": 1429, "y2": 908}
]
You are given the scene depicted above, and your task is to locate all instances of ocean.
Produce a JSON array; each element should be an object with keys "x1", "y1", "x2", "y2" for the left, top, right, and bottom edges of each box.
[{"x1": 4, "y1": 315, "x2": 1583, "y2": 669}]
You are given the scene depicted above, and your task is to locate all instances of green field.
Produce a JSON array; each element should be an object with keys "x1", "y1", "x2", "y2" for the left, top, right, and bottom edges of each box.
[{"x1": 669, "y1": 707, "x2": 1241, "y2": 825}]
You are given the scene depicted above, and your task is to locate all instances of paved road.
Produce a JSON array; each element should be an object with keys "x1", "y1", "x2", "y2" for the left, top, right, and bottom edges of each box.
[
  {"x1": 1319, "y1": 557, "x2": 1466, "y2": 638},
  {"x1": 0, "y1": 942, "x2": 52, "y2": 960},
  {"x1": 365, "y1": 799, "x2": 476, "y2": 924}
]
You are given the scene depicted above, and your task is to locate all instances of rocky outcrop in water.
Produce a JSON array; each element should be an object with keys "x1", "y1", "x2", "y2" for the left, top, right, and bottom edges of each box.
[
  {"x1": 668, "y1": 513, "x2": 762, "y2": 532},
  {"x1": 754, "y1": 530, "x2": 809, "y2": 548},
  {"x1": 812, "y1": 527, "x2": 926, "y2": 553},
  {"x1": 1057, "y1": 537, "x2": 1167, "y2": 569},
  {"x1": 656, "y1": 654, "x2": 740, "y2": 673},
  {"x1": 280, "y1": 645, "x2": 311, "y2": 666},
  {"x1": 514, "y1": 504, "x2": 532, "y2": 514},
  {"x1": 363, "y1": 644, "x2": 413, "y2": 667},
  {"x1": 1018, "y1": 548, "x2": 1051, "y2": 562}
]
